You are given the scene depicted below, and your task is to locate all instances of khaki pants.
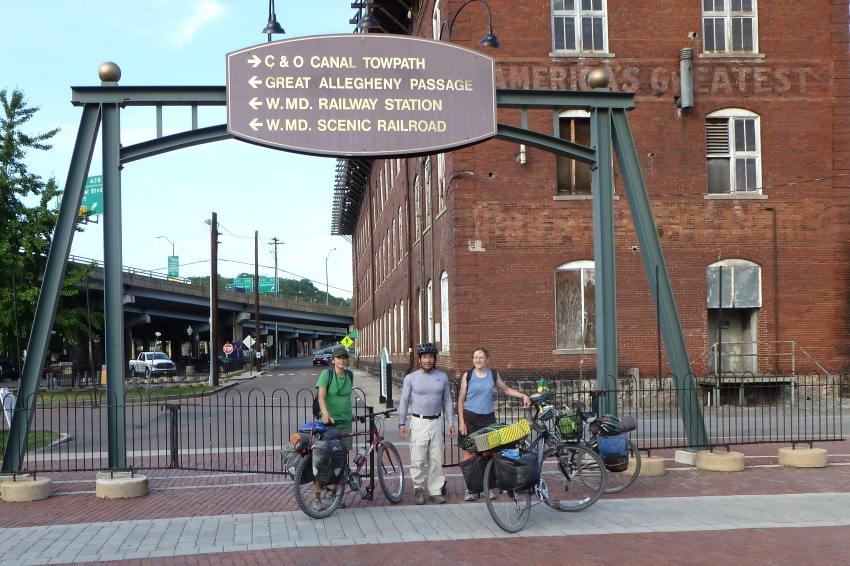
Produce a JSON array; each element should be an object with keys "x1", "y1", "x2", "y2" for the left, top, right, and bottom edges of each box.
[{"x1": 409, "y1": 416, "x2": 445, "y2": 497}]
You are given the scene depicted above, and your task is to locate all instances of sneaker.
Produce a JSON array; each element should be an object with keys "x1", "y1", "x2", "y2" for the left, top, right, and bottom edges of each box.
[
  {"x1": 430, "y1": 494, "x2": 446, "y2": 504},
  {"x1": 338, "y1": 500, "x2": 346, "y2": 509},
  {"x1": 480, "y1": 490, "x2": 496, "y2": 500},
  {"x1": 463, "y1": 490, "x2": 477, "y2": 502},
  {"x1": 414, "y1": 487, "x2": 426, "y2": 505},
  {"x1": 310, "y1": 497, "x2": 323, "y2": 512}
]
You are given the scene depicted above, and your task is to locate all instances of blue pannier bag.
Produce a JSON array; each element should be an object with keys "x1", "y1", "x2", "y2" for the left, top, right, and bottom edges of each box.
[{"x1": 597, "y1": 432, "x2": 629, "y2": 472}]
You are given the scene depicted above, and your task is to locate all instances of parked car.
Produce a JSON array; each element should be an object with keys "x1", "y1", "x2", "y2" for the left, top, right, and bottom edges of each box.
[
  {"x1": 0, "y1": 356, "x2": 17, "y2": 378},
  {"x1": 129, "y1": 352, "x2": 177, "y2": 378},
  {"x1": 193, "y1": 354, "x2": 243, "y2": 374},
  {"x1": 313, "y1": 352, "x2": 329, "y2": 366}
]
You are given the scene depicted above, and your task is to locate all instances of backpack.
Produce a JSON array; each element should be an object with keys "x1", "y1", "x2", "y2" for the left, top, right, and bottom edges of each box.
[
  {"x1": 464, "y1": 368, "x2": 498, "y2": 386},
  {"x1": 313, "y1": 369, "x2": 354, "y2": 418}
]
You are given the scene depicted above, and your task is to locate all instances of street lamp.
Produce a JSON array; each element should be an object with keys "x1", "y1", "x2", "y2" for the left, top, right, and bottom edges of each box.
[
  {"x1": 325, "y1": 248, "x2": 336, "y2": 305},
  {"x1": 205, "y1": 214, "x2": 220, "y2": 386},
  {"x1": 156, "y1": 235, "x2": 175, "y2": 256},
  {"x1": 187, "y1": 326, "x2": 193, "y2": 359},
  {"x1": 262, "y1": 0, "x2": 285, "y2": 42},
  {"x1": 440, "y1": 0, "x2": 501, "y2": 49}
]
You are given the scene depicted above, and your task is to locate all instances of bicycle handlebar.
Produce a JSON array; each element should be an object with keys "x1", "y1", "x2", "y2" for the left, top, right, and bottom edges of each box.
[{"x1": 355, "y1": 407, "x2": 397, "y2": 423}]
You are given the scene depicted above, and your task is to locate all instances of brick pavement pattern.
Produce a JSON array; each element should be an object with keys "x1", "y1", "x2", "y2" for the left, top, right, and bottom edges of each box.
[{"x1": 0, "y1": 461, "x2": 848, "y2": 565}]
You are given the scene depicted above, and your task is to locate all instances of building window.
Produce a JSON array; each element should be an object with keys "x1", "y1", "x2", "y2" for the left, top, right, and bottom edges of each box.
[
  {"x1": 427, "y1": 279, "x2": 434, "y2": 343},
  {"x1": 432, "y1": 2, "x2": 442, "y2": 40},
  {"x1": 703, "y1": 0, "x2": 757, "y2": 54},
  {"x1": 392, "y1": 220, "x2": 397, "y2": 265},
  {"x1": 558, "y1": 110, "x2": 592, "y2": 194},
  {"x1": 424, "y1": 157, "x2": 432, "y2": 230},
  {"x1": 555, "y1": 261, "x2": 596, "y2": 350},
  {"x1": 437, "y1": 153, "x2": 446, "y2": 213},
  {"x1": 398, "y1": 206, "x2": 404, "y2": 262},
  {"x1": 400, "y1": 300, "x2": 405, "y2": 353},
  {"x1": 706, "y1": 109, "x2": 761, "y2": 194},
  {"x1": 414, "y1": 174, "x2": 422, "y2": 241},
  {"x1": 552, "y1": 0, "x2": 607, "y2": 53},
  {"x1": 440, "y1": 271, "x2": 450, "y2": 350}
]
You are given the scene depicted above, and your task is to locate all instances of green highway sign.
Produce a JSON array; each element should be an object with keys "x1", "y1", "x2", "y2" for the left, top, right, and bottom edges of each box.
[
  {"x1": 82, "y1": 175, "x2": 103, "y2": 215},
  {"x1": 259, "y1": 277, "x2": 277, "y2": 293},
  {"x1": 232, "y1": 277, "x2": 253, "y2": 291},
  {"x1": 168, "y1": 256, "x2": 179, "y2": 279}
]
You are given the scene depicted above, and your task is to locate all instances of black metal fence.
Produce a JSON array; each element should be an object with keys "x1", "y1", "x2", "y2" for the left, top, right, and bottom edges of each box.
[{"x1": 0, "y1": 373, "x2": 845, "y2": 475}]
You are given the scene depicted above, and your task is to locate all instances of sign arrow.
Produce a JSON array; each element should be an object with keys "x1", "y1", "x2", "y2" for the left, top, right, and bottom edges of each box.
[
  {"x1": 248, "y1": 76, "x2": 262, "y2": 88},
  {"x1": 249, "y1": 118, "x2": 263, "y2": 131},
  {"x1": 249, "y1": 97, "x2": 263, "y2": 110},
  {"x1": 247, "y1": 54, "x2": 261, "y2": 68}
]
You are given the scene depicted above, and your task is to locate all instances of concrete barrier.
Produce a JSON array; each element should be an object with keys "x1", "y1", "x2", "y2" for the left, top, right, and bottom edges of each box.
[
  {"x1": 640, "y1": 455, "x2": 666, "y2": 477},
  {"x1": 1, "y1": 475, "x2": 54, "y2": 502},
  {"x1": 95, "y1": 471, "x2": 149, "y2": 499},
  {"x1": 695, "y1": 450, "x2": 745, "y2": 472},
  {"x1": 778, "y1": 447, "x2": 828, "y2": 468}
]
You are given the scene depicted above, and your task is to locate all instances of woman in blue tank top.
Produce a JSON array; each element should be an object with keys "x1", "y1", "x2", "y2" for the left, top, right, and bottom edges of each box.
[{"x1": 457, "y1": 346, "x2": 530, "y2": 501}]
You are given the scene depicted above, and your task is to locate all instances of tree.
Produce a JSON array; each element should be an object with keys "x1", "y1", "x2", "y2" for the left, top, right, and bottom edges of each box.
[{"x1": 0, "y1": 89, "x2": 99, "y2": 368}]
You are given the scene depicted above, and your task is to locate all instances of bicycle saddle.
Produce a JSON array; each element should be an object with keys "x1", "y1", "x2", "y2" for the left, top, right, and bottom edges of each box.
[{"x1": 529, "y1": 391, "x2": 551, "y2": 405}]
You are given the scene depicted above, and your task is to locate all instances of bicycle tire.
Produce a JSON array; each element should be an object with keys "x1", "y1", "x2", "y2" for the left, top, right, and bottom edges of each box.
[
  {"x1": 541, "y1": 443, "x2": 606, "y2": 512},
  {"x1": 293, "y1": 454, "x2": 344, "y2": 519},
  {"x1": 377, "y1": 441, "x2": 405, "y2": 503},
  {"x1": 482, "y1": 457, "x2": 531, "y2": 533}
]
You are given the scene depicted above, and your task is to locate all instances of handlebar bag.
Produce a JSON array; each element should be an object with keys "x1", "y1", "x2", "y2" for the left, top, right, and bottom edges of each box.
[
  {"x1": 493, "y1": 452, "x2": 540, "y2": 491},
  {"x1": 311, "y1": 439, "x2": 348, "y2": 486}
]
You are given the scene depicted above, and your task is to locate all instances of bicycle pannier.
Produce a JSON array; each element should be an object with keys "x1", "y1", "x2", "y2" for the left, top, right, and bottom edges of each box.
[
  {"x1": 493, "y1": 453, "x2": 540, "y2": 491},
  {"x1": 311, "y1": 439, "x2": 348, "y2": 486},
  {"x1": 282, "y1": 444, "x2": 313, "y2": 483},
  {"x1": 460, "y1": 455, "x2": 487, "y2": 494},
  {"x1": 597, "y1": 432, "x2": 629, "y2": 472}
]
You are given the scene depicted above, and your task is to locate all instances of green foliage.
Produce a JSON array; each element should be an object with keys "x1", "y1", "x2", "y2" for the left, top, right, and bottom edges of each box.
[{"x1": 0, "y1": 88, "x2": 99, "y2": 362}]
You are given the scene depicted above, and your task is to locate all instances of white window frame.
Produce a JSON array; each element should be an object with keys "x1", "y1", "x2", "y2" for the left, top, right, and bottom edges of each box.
[
  {"x1": 432, "y1": 2, "x2": 442, "y2": 40},
  {"x1": 427, "y1": 279, "x2": 434, "y2": 343},
  {"x1": 440, "y1": 271, "x2": 450, "y2": 351},
  {"x1": 702, "y1": 0, "x2": 758, "y2": 54},
  {"x1": 551, "y1": 0, "x2": 608, "y2": 54},
  {"x1": 400, "y1": 300, "x2": 405, "y2": 353},
  {"x1": 705, "y1": 109, "x2": 761, "y2": 194},
  {"x1": 555, "y1": 260, "x2": 596, "y2": 351},
  {"x1": 424, "y1": 157, "x2": 432, "y2": 230},
  {"x1": 398, "y1": 206, "x2": 404, "y2": 263},
  {"x1": 437, "y1": 153, "x2": 447, "y2": 214},
  {"x1": 414, "y1": 174, "x2": 422, "y2": 242}
]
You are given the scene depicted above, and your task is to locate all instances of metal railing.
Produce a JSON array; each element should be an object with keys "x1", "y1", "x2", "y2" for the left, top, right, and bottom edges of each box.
[{"x1": 695, "y1": 340, "x2": 835, "y2": 378}]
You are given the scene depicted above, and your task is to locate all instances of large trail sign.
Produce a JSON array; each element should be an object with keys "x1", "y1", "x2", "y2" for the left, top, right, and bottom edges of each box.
[{"x1": 226, "y1": 34, "x2": 497, "y2": 157}]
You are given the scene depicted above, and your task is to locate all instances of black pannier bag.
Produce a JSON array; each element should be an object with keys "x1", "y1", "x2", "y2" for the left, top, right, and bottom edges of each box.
[
  {"x1": 493, "y1": 453, "x2": 540, "y2": 491},
  {"x1": 311, "y1": 439, "x2": 348, "y2": 486},
  {"x1": 282, "y1": 444, "x2": 313, "y2": 483},
  {"x1": 460, "y1": 455, "x2": 487, "y2": 494}
]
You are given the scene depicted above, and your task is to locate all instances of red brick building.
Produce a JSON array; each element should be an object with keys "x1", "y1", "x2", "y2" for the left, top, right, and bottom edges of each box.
[{"x1": 334, "y1": 0, "x2": 850, "y2": 382}]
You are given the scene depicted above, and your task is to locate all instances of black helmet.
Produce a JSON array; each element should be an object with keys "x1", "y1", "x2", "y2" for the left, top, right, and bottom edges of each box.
[{"x1": 416, "y1": 342, "x2": 438, "y2": 356}]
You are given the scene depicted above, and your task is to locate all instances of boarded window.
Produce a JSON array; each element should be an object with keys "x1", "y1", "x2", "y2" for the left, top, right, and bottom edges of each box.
[
  {"x1": 706, "y1": 264, "x2": 761, "y2": 308},
  {"x1": 557, "y1": 117, "x2": 592, "y2": 194},
  {"x1": 556, "y1": 264, "x2": 596, "y2": 349}
]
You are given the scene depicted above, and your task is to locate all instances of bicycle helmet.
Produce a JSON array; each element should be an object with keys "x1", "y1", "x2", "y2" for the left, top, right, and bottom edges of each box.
[{"x1": 416, "y1": 342, "x2": 438, "y2": 356}]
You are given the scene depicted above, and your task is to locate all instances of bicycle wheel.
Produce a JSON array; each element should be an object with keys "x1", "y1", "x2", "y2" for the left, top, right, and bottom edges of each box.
[
  {"x1": 593, "y1": 439, "x2": 641, "y2": 493},
  {"x1": 293, "y1": 455, "x2": 344, "y2": 519},
  {"x1": 482, "y1": 457, "x2": 531, "y2": 533},
  {"x1": 540, "y1": 443, "x2": 606, "y2": 512},
  {"x1": 377, "y1": 441, "x2": 405, "y2": 503}
]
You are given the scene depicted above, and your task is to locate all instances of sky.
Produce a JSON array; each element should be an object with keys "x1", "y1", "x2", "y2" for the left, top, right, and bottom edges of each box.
[{"x1": 1, "y1": 0, "x2": 357, "y2": 298}]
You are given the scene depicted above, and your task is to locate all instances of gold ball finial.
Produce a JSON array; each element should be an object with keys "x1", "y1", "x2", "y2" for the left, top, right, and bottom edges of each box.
[
  {"x1": 98, "y1": 62, "x2": 121, "y2": 83},
  {"x1": 588, "y1": 68, "x2": 610, "y2": 89}
]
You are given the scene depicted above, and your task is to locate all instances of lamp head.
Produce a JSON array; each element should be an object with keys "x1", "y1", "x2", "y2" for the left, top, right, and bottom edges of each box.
[
  {"x1": 478, "y1": 26, "x2": 500, "y2": 48},
  {"x1": 187, "y1": 326, "x2": 193, "y2": 335},
  {"x1": 155, "y1": 332, "x2": 161, "y2": 337},
  {"x1": 358, "y1": 11, "x2": 380, "y2": 30}
]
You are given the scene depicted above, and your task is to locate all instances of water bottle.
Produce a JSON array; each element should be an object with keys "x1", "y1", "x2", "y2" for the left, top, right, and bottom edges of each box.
[{"x1": 353, "y1": 447, "x2": 367, "y2": 466}]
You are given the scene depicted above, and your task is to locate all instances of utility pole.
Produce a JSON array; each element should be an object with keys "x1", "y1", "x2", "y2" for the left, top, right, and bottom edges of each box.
[
  {"x1": 210, "y1": 212, "x2": 219, "y2": 387},
  {"x1": 269, "y1": 237, "x2": 283, "y2": 363},
  {"x1": 254, "y1": 231, "x2": 261, "y2": 372}
]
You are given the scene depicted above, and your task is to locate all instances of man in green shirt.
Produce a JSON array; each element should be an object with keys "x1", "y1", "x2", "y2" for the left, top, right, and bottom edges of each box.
[{"x1": 316, "y1": 345, "x2": 354, "y2": 446}]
